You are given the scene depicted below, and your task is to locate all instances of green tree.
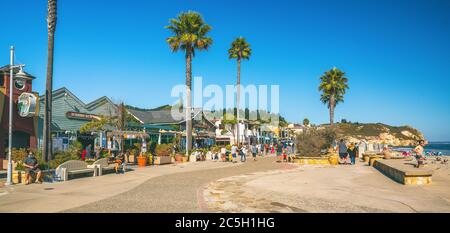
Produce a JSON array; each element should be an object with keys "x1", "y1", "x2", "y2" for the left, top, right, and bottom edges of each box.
[
  {"x1": 165, "y1": 11, "x2": 213, "y2": 155},
  {"x1": 303, "y1": 118, "x2": 310, "y2": 126},
  {"x1": 43, "y1": 0, "x2": 57, "y2": 162},
  {"x1": 228, "y1": 37, "x2": 251, "y2": 145},
  {"x1": 318, "y1": 67, "x2": 349, "y2": 125}
]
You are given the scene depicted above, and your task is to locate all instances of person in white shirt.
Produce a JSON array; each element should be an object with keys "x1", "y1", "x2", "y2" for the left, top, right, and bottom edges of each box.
[{"x1": 231, "y1": 144, "x2": 238, "y2": 163}]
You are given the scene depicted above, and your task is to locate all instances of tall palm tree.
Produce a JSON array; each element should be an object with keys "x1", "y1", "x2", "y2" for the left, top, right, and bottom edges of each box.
[
  {"x1": 318, "y1": 67, "x2": 349, "y2": 125},
  {"x1": 228, "y1": 37, "x2": 251, "y2": 145},
  {"x1": 165, "y1": 11, "x2": 212, "y2": 156},
  {"x1": 43, "y1": 0, "x2": 57, "y2": 162}
]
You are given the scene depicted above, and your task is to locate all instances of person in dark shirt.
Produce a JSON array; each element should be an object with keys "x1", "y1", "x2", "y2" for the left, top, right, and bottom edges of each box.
[
  {"x1": 24, "y1": 151, "x2": 42, "y2": 184},
  {"x1": 338, "y1": 139, "x2": 349, "y2": 164},
  {"x1": 347, "y1": 143, "x2": 358, "y2": 165}
]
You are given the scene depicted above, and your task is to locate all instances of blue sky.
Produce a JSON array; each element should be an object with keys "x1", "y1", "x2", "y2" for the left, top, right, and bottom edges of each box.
[{"x1": 1, "y1": 0, "x2": 449, "y2": 141}]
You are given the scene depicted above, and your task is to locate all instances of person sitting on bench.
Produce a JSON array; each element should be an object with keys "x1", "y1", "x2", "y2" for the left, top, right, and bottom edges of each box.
[
  {"x1": 24, "y1": 150, "x2": 42, "y2": 185},
  {"x1": 114, "y1": 153, "x2": 126, "y2": 174}
]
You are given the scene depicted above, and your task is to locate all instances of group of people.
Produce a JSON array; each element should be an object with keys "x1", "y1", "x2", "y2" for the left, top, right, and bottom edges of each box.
[
  {"x1": 215, "y1": 141, "x2": 294, "y2": 163},
  {"x1": 336, "y1": 139, "x2": 359, "y2": 165},
  {"x1": 81, "y1": 143, "x2": 107, "y2": 161}
]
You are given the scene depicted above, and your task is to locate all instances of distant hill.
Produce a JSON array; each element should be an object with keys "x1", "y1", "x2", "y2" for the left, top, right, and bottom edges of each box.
[{"x1": 326, "y1": 123, "x2": 425, "y2": 146}]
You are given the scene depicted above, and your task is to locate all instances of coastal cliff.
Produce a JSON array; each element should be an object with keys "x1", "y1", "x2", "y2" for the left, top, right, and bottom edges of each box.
[{"x1": 332, "y1": 123, "x2": 425, "y2": 146}]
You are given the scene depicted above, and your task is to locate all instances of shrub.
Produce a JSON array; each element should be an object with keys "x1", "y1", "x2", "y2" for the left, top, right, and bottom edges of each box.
[
  {"x1": 296, "y1": 127, "x2": 336, "y2": 157},
  {"x1": 149, "y1": 141, "x2": 157, "y2": 154},
  {"x1": 155, "y1": 144, "x2": 172, "y2": 157},
  {"x1": 52, "y1": 150, "x2": 80, "y2": 166},
  {"x1": 15, "y1": 162, "x2": 25, "y2": 171},
  {"x1": 10, "y1": 148, "x2": 28, "y2": 163}
]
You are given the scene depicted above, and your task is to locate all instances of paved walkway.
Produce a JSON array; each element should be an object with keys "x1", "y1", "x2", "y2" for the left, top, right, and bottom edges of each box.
[
  {"x1": 204, "y1": 162, "x2": 450, "y2": 213},
  {"x1": 3, "y1": 156, "x2": 448, "y2": 213},
  {"x1": 0, "y1": 161, "x2": 242, "y2": 213},
  {"x1": 65, "y1": 156, "x2": 294, "y2": 212}
]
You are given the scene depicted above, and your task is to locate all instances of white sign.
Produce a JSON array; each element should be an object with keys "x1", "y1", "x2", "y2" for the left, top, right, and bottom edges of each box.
[{"x1": 18, "y1": 92, "x2": 37, "y2": 117}]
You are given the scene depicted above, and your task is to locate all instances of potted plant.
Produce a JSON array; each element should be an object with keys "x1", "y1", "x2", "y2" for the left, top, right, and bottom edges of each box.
[
  {"x1": 175, "y1": 153, "x2": 184, "y2": 162},
  {"x1": 137, "y1": 152, "x2": 147, "y2": 167}
]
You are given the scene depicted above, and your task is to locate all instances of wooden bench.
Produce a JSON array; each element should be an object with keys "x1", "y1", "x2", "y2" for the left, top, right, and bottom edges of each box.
[
  {"x1": 373, "y1": 159, "x2": 433, "y2": 185},
  {"x1": 55, "y1": 160, "x2": 94, "y2": 181}
]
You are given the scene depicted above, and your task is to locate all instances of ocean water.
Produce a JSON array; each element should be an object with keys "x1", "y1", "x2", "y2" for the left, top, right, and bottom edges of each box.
[{"x1": 393, "y1": 142, "x2": 450, "y2": 155}]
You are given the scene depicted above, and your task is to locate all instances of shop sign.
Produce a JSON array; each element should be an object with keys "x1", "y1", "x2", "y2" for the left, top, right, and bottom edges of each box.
[
  {"x1": 18, "y1": 92, "x2": 37, "y2": 117},
  {"x1": 66, "y1": 112, "x2": 100, "y2": 121}
]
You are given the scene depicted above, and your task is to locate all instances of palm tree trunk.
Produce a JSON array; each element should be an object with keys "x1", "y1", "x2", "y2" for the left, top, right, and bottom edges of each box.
[
  {"x1": 185, "y1": 52, "x2": 192, "y2": 156},
  {"x1": 43, "y1": 0, "x2": 57, "y2": 162},
  {"x1": 329, "y1": 93, "x2": 335, "y2": 125},
  {"x1": 236, "y1": 58, "x2": 241, "y2": 145}
]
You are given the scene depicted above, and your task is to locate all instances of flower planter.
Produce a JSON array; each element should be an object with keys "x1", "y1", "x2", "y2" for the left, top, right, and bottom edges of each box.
[
  {"x1": 182, "y1": 157, "x2": 188, "y2": 163},
  {"x1": 154, "y1": 156, "x2": 172, "y2": 165},
  {"x1": 175, "y1": 155, "x2": 183, "y2": 162},
  {"x1": 137, "y1": 156, "x2": 147, "y2": 167}
]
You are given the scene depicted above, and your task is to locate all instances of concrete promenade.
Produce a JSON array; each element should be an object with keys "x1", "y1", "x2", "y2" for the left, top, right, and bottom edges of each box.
[{"x1": 1, "y1": 155, "x2": 449, "y2": 213}]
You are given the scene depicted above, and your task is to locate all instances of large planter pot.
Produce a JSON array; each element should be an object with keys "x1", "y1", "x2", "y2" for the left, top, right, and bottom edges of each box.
[
  {"x1": 363, "y1": 152, "x2": 377, "y2": 164},
  {"x1": 362, "y1": 154, "x2": 370, "y2": 163},
  {"x1": 12, "y1": 171, "x2": 22, "y2": 184},
  {"x1": 175, "y1": 154, "x2": 183, "y2": 162},
  {"x1": 21, "y1": 172, "x2": 29, "y2": 184},
  {"x1": 137, "y1": 156, "x2": 147, "y2": 167},
  {"x1": 182, "y1": 157, "x2": 188, "y2": 163}
]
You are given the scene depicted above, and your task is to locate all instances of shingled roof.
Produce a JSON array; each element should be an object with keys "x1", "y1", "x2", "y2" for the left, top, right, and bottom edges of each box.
[
  {"x1": 0, "y1": 65, "x2": 36, "y2": 80},
  {"x1": 127, "y1": 108, "x2": 203, "y2": 125}
]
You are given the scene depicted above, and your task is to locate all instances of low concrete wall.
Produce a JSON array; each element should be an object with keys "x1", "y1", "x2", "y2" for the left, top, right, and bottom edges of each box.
[
  {"x1": 373, "y1": 159, "x2": 433, "y2": 185},
  {"x1": 294, "y1": 156, "x2": 330, "y2": 165}
]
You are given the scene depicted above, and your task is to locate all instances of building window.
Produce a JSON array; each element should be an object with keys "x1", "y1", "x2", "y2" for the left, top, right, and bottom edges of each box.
[
  {"x1": 14, "y1": 79, "x2": 26, "y2": 90},
  {"x1": 0, "y1": 76, "x2": 4, "y2": 87}
]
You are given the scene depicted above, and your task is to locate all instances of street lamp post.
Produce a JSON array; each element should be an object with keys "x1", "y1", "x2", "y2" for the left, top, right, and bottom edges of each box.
[{"x1": 5, "y1": 46, "x2": 26, "y2": 186}]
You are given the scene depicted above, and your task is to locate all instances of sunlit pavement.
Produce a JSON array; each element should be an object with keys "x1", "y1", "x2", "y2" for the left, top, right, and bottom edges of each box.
[
  {"x1": 204, "y1": 161, "x2": 450, "y2": 213},
  {"x1": 64, "y1": 155, "x2": 293, "y2": 213},
  {"x1": 0, "y1": 160, "x2": 242, "y2": 213}
]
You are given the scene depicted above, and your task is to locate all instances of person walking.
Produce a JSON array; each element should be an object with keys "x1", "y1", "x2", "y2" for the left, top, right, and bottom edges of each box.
[
  {"x1": 86, "y1": 144, "x2": 92, "y2": 160},
  {"x1": 240, "y1": 145, "x2": 247, "y2": 162},
  {"x1": 220, "y1": 146, "x2": 227, "y2": 162},
  {"x1": 338, "y1": 139, "x2": 348, "y2": 164},
  {"x1": 258, "y1": 143, "x2": 263, "y2": 157},
  {"x1": 231, "y1": 144, "x2": 238, "y2": 163},
  {"x1": 251, "y1": 144, "x2": 257, "y2": 161},
  {"x1": 277, "y1": 142, "x2": 283, "y2": 161},
  {"x1": 347, "y1": 142, "x2": 358, "y2": 165},
  {"x1": 81, "y1": 148, "x2": 87, "y2": 161},
  {"x1": 264, "y1": 143, "x2": 268, "y2": 157}
]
